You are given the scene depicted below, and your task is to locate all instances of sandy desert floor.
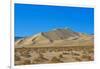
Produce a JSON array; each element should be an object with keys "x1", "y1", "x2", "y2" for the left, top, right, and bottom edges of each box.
[{"x1": 15, "y1": 45, "x2": 94, "y2": 65}]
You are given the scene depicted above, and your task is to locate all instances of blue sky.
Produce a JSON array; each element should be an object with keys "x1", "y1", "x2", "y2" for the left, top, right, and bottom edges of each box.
[{"x1": 15, "y1": 3, "x2": 94, "y2": 37}]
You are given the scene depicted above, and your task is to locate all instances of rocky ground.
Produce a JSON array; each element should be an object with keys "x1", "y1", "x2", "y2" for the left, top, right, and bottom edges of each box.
[{"x1": 15, "y1": 46, "x2": 94, "y2": 65}]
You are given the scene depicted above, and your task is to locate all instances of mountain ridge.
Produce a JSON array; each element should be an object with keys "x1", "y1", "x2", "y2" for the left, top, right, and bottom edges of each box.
[{"x1": 15, "y1": 28, "x2": 94, "y2": 47}]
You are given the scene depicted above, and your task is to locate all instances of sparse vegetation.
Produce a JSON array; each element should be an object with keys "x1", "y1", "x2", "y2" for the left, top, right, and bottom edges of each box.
[{"x1": 15, "y1": 46, "x2": 94, "y2": 65}]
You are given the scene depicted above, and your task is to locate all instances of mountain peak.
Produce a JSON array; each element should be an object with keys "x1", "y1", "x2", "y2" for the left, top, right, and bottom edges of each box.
[
  {"x1": 35, "y1": 27, "x2": 79, "y2": 41},
  {"x1": 52, "y1": 27, "x2": 72, "y2": 31}
]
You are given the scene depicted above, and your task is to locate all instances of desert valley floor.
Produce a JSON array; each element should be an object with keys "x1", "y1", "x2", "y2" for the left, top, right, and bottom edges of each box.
[{"x1": 15, "y1": 45, "x2": 94, "y2": 65}]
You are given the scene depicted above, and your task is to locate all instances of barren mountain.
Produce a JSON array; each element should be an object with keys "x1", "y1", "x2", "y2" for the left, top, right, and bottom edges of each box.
[{"x1": 15, "y1": 28, "x2": 93, "y2": 48}]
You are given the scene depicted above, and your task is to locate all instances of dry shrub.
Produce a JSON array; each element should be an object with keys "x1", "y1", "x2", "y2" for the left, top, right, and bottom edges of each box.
[
  {"x1": 74, "y1": 57, "x2": 82, "y2": 61},
  {"x1": 15, "y1": 55, "x2": 21, "y2": 61},
  {"x1": 20, "y1": 51, "x2": 31, "y2": 58},
  {"x1": 63, "y1": 52, "x2": 70, "y2": 55},
  {"x1": 81, "y1": 55, "x2": 89, "y2": 59},
  {"x1": 23, "y1": 60, "x2": 31, "y2": 65},
  {"x1": 34, "y1": 58, "x2": 41, "y2": 63},
  {"x1": 59, "y1": 54, "x2": 64, "y2": 58},
  {"x1": 51, "y1": 57, "x2": 62, "y2": 63},
  {"x1": 72, "y1": 53, "x2": 80, "y2": 56},
  {"x1": 33, "y1": 53, "x2": 49, "y2": 63},
  {"x1": 87, "y1": 56, "x2": 94, "y2": 61},
  {"x1": 81, "y1": 55, "x2": 94, "y2": 61}
]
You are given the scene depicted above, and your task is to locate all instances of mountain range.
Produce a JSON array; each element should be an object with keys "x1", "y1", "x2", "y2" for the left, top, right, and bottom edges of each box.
[{"x1": 15, "y1": 28, "x2": 94, "y2": 48}]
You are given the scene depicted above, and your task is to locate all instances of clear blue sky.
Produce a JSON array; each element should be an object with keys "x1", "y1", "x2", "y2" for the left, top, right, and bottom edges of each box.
[{"x1": 15, "y1": 3, "x2": 94, "y2": 37}]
